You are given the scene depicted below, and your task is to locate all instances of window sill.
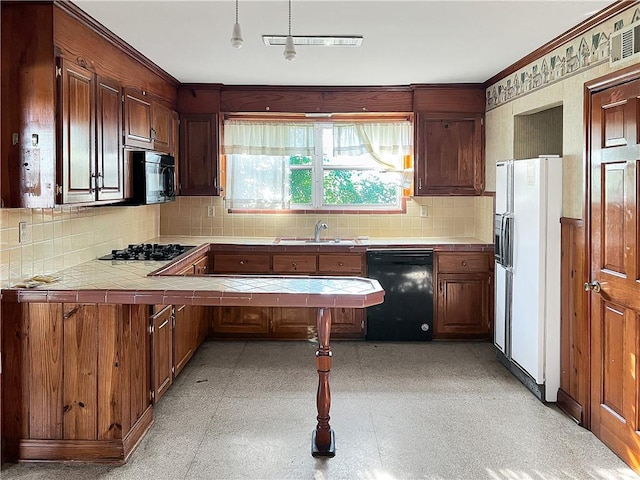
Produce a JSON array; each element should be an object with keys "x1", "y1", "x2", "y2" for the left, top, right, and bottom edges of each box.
[{"x1": 228, "y1": 198, "x2": 408, "y2": 215}]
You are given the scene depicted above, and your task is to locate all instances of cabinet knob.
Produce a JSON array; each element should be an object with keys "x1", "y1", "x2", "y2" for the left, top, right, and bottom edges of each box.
[
  {"x1": 291, "y1": 262, "x2": 297, "y2": 269},
  {"x1": 338, "y1": 262, "x2": 344, "y2": 266},
  {"x1": 462, "y1": 261, "x2": 467, "y2": 267},
  {"x1": 239, "y1": 260, "x2": 247, "y2": 265}
]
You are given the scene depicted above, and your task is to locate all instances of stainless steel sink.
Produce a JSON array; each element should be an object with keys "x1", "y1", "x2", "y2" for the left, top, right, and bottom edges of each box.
[{"x1": 273, "y1": 237, "x2": 360, "y2": 245}]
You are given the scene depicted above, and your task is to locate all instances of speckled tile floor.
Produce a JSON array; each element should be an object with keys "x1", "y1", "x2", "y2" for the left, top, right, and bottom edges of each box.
[{"x1": 2, "y1": 341, "x2": 639, "y2": 480}]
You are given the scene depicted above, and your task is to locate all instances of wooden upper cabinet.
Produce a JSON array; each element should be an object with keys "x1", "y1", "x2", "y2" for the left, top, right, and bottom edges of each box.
[
  {"x1": 414, "y1": 113, "x2": 484, "y2": 196},
  {"x1": 123, "y1": 88, "x2": 153, "y2": 150},
  {"x1": 179, "y1": 113, "x2": 219, "y2": 196},
  {"x1": 170, "y1": 110, "x2": 180, "y2": 159},
  {"x1": 123, "y1": 88, "x2": 177, "y2": 154},
  {"x1": 58, "y1": 59, "x2": 96, "y2": 204},
  {"x1": 58, "y1": 58, "x2": 125, "y2": 205},
  {"x1": 96, "y1": 76, "x2": 124, "y2": 201},
  {"x1": 151, "y1": 101, "x2": 172, "y2": 154}
]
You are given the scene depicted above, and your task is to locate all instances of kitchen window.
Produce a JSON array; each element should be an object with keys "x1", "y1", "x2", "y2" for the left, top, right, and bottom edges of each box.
[{"x1": 222, "y1": 117, "x2": 413, "y2": 211}]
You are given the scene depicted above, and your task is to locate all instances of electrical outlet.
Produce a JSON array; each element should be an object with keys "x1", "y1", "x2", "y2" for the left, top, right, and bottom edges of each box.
[
  {"x1": 207, "y1": 206, "x2": 215, "y2": 217},
  {"x1": 19, "y1": 221, "x2": 28, "y2": 243},
  {"x1": 420, "y1": 206, "x2": 428, "y2": 218}
]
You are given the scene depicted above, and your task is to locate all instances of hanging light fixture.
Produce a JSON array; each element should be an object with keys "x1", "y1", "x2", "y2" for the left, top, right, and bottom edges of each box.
[
  {"x1": 283, "y1": 0, "x2": 296, "y2": 61},
  {"x1": 230, "y1": 0, "x2": 243, "y2": 49}
]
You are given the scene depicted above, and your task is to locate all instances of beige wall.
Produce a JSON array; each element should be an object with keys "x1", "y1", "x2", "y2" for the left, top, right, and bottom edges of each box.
[
  {"x1": 485, "y1": 5, "x2": 638, "y2": 219},
  {"x1": 160, "y1": 196, "x2": 494, "y2": 243},
  {"x1": 0, "y1": 205, "x2": 159, "y2": 287}
]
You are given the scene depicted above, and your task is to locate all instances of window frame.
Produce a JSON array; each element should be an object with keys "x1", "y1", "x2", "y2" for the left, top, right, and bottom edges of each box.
[{"x1": 223, "y1": 113, "x2": 414, "y2": 214}]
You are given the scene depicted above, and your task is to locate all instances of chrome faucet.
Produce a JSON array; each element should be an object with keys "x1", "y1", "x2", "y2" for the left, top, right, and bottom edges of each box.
[{"x1": 314, "y1": 220, "x2": 328, "y2": 242}]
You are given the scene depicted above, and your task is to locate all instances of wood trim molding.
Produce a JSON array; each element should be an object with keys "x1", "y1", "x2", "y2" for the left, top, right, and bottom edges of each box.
[
  {"x1": 53, "y1": 0, "x2": 179, "y2": 87},
  {"x1": 484, "y1": 1, "x2": 637, "y2": 88}
]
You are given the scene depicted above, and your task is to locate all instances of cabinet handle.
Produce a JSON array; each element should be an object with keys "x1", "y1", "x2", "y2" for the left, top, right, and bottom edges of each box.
[
  {"x1": 97, "y1": 172, "x2": 104, "y2": 191},
  {"x1": 418, "y1": 177, "x2": 422, "y2": 190},
  {"x1": 439, "y1": 281, "x2": 443, "y2": 293},
  {"x1": 150, "y1": 127, "x2": 157, "y2": 140},
  {"x1": 90, "y1": 173, "x2": 96, "y2": 193}
]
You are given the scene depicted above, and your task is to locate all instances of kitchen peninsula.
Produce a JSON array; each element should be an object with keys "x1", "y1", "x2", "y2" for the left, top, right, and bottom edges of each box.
[
  {"x1": 1, "y1": 236, "x2": 492, "y2": 464},
  {"x1": 1, "y1": 241, "x2": 384, "y2": 463}
]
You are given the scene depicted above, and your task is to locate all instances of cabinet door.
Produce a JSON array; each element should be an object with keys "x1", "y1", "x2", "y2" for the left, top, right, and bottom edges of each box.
[
  {"x1": 435, "y1": 273, "x2": 490, "y2": 338},
  {"x1": 331, "y1": 307, "x2": 364, "y2": 335},
  {"x1": 173, "y1": 305, "x2": 193, "y2": 377},
  {"x1": 151, "y1": 102, "x2": 172, "y2": 154},
  {"x1": 59, "y1": 59, "x2": 95, "y2": 204},
  {"x1": 96, "y1": 76, "x2": 124, "y2": 201},
  {"x1": 170, "y1": 110, "x2": 180, "y2": 160},
  {"x1": 271, "y1": 308, "x2": 316, "y2": 337},
  {"x1": 213, "y1": 306, "x2": 269, "y2": 334},
  {"x1": 192, "y1": 255, "x2": 209, "y2": 275},
  {"x1": 124, "y1": 88, "x2": 153, "y2": 150},
  {"x1": 414, "y1": 114, "x2": 483, "y2": 195},
  {"x1": 179, "y1": 114, "x2": 219, "y2": 195},
  {"x1": 151, "y1": 306, "x2": 173, "y2": 403}
]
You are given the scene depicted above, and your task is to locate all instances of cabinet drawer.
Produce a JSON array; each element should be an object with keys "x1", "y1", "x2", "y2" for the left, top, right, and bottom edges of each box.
[
  {"x1": 213, "y1": 254, "x2": 270, "y2": 273},
  {"x1": 272, "y1": 254, "x2": 317, "y2": 273},
  {"x1": 436, "y1": 253, "x2": 490, "y2": 273},
  {"x1": 318, "y1": 254, "x2": 363, "y2": 274}
]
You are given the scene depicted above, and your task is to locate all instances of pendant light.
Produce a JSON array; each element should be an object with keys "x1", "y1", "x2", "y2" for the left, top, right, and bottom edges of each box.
[
  {"x1": 283, "y1": 0, "x2": 296, "y2": 61},
  {"x1": 230, "y1": 0, "x2": 243, "y2": 49}
]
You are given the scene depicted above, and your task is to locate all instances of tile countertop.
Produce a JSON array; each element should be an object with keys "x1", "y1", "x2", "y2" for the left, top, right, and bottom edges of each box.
[
  {"x1": 150, "y1": 235, "x2": 492, "y2": 248},
  {"x1": 1, "y1": 236, "x2": 492, "y2": 305}
]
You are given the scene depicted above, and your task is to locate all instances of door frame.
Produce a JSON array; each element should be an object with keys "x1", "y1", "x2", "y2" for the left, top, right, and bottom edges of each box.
[{"x1": 583, "y1": 62, "x2": 640, "y2": 430}]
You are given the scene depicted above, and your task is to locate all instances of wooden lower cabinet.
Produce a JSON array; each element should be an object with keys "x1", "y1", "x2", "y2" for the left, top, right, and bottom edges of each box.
[
  {"x1": 434, "y1": 252, "x2": 493, "y2": 339},
  {"x1": 272, "y1": 308, "x2": 316, "y2": 336},
  {"x1": 2, "y1": 302, "x2": 153, "y2": 463},
  {"x1": 214, "y1": 306, "x2": 270, "y2": 334},
  {"x1": 152, "y1": 305, "x2": 173, "y2": 403},
  {"x1": 173, "y1": 304, "x2": 192, "y2": 377},
  {"x1": 1, "y1": 301, "x2": 210, "y2": 464},
  {"x1": 331, "y1": 307, "x2": 364, "y2": 335},
  {"x1": 210, "y1": 248, "x2": 366, "y2": 339},
  {"x1": 435, "y1": 273, "x2": 491, "y2": 338},
  {"x1": 213, "y1": 306, "x2": 363, "y2": 339}
]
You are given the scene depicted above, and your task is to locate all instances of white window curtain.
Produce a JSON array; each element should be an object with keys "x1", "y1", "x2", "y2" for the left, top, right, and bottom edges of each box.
[
  {"x1": 332, "y1": 122, "x2": 413, "y2": 170},
  {"x1": 223, "y1": 120, "x2": 314, "y2": 156},
  {"x1": 223, "y1": 120, "x2": 314, "y2": 209}
]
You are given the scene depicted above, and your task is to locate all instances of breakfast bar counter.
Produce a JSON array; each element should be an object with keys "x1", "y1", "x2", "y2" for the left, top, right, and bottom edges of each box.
[{"x1": 1, "y1": 250, "x2": 383, "y2": 463}]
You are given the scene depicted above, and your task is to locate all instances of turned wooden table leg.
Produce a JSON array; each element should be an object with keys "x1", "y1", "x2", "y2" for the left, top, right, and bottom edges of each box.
[{"x1": 312, "y1": 307, "x2": 335, "y2": 457}]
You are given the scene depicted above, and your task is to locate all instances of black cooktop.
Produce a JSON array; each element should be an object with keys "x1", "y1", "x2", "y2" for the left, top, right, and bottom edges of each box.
[{"x1": 98, "y1": 243, "x2": 195, "y2": 261}]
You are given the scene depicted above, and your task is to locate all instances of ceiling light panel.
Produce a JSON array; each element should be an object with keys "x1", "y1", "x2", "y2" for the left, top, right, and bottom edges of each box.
[{"x1": 263, "y1": 35, "x2": 363, "y2": 47}]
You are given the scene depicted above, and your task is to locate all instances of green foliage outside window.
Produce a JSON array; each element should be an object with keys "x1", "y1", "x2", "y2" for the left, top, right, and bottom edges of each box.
[{"x1": 289, "y1": 156, "x2": 396, "y2": 206}]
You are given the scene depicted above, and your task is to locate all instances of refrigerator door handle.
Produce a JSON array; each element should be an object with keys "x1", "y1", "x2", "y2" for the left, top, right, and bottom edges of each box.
[
  {"x1": 500, "y1": 214, "x2": 507, "y2": 266},
  {"x1": 505, "y1": 216, "x2": 513, "y2": 268}
]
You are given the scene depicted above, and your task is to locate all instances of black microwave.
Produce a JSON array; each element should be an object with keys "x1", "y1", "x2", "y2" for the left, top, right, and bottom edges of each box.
[{"x1": 131, "y1": 151, "x2": 176, "y2": 205}]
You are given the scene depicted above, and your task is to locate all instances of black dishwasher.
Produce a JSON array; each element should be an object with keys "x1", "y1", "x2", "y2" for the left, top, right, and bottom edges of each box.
[{"x1": 366, "y1": 249, "x2": 434, "y2": 341}]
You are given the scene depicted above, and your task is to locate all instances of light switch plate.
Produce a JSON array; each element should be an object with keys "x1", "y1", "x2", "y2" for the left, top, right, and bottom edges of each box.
[
  {"x1": 19, "y1": 221, "x2": 28, "y2": 243},
  {"x1": 207, "y1": 206, "x2": 215, "y2": 217},
  {"x1": 420, "y1": 206, "x2": 428, "y2": 218}
]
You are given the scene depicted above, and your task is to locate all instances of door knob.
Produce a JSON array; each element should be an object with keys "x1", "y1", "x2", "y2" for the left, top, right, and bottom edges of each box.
[{"x1": 584, "y1": 280, "x2": 601, "y2": 293}]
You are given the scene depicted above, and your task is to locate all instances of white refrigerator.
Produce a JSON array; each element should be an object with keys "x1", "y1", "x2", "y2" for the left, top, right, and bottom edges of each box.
[{"x1": 494, "y1": 156, "x2": 562, "y2": 402}]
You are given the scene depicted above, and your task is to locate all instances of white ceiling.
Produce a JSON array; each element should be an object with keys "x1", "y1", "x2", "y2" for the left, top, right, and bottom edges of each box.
[{"x1": 73, "y1": 0, "x2": 613, "y2": 86}]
